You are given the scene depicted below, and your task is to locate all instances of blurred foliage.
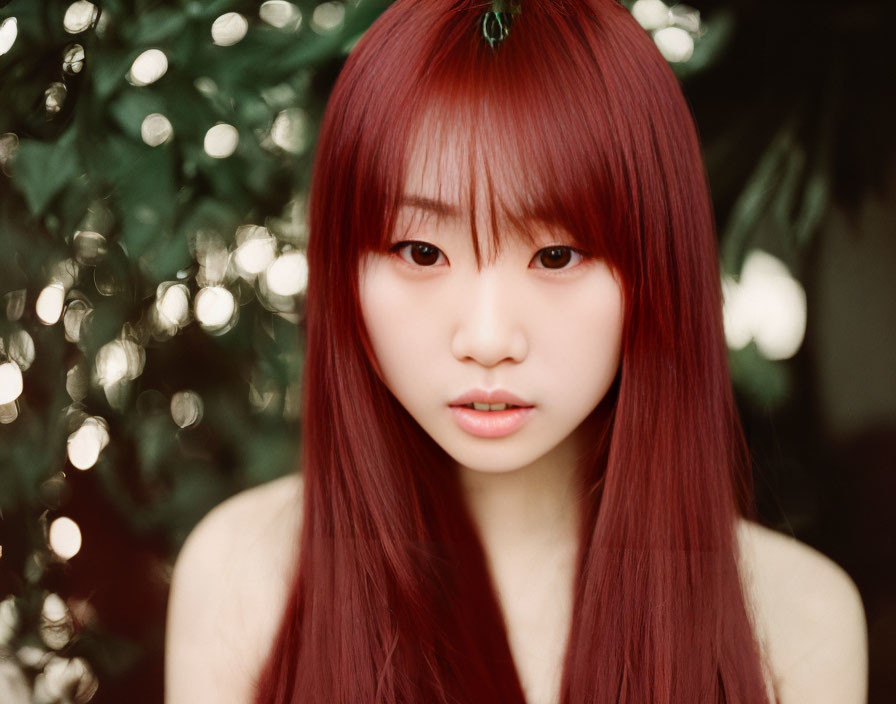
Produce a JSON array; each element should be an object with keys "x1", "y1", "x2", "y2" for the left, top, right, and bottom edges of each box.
[
  {"x1": 0, "y1": 0, "x2": 893, "y2": 701},
  {"x1": 0, "y1": 0, "x2": 386, "y2": 700}
]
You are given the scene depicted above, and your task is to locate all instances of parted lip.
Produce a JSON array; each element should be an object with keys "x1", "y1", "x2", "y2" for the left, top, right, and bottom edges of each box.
[{"x1": 449, "y1": 389, "x2": 534, "y2": 408}]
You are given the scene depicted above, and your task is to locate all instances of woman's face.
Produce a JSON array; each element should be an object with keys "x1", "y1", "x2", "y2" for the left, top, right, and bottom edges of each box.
[{"x1": 358, "y1": 138, "x2": 624, "y2": 476}]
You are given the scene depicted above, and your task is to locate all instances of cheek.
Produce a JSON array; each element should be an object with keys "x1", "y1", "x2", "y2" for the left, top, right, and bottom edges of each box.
[
  {"x1": 546, "y1": 280, "x2": 624, "y2": 394},
  {"x1": 358, "y1": 264, "x2": 432, "y2": 388}
]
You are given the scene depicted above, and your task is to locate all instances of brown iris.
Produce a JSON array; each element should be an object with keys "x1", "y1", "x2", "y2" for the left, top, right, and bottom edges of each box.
[
  {"x1": 538, "y1": 246, "x2": 573, "y2": 269},
  {"x1": 407, "y1": 242, "x2": 440, "y2": 266}
]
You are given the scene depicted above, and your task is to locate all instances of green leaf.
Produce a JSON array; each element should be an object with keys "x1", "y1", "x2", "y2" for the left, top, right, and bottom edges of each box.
[
  {"x1": 719, "y1": 116, "x2": 795, "y2": 273},
  {"x1": 728, "y1": 342, "x2": 791, "y2": 408},
  {"x1": 91, "y1": 47, "x2": 138, "y2": 101},
  {"x1": 102, "y1": 135, "x2": 176, "y2": 257},
  {"x1": 10, "y1": 129, "x2": 80, "y2": 216},
  {"x1": 133, "y1": 8, "x2": 189, "y2": 44}
]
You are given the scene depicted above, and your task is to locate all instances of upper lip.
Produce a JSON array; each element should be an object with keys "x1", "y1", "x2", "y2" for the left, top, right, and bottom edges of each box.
[{"x1": 449, "y1": 389, "x2": 534, "y2": 407}]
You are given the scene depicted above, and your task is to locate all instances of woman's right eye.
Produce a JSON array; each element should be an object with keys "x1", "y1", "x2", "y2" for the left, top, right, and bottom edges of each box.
[{"x1": 390, "y1": 240, "x2": 445, "y2": 267}]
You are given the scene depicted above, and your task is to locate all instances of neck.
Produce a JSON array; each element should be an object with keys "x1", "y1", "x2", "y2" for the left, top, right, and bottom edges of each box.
[{"x1": 456, "y1": 428, "x2": 585, "y2": 568}]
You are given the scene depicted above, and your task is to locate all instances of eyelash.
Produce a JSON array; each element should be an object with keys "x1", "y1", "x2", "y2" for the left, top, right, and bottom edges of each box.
[{"x1": 388, "y1": 240, "x2": 591, "y2": 273}]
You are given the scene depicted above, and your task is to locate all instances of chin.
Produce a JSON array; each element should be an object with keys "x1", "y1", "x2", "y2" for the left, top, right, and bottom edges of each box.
[
  {"x1": 442, "y1": 440, "x2": 553, "y2": 475},
  {"x1": 454, "y1": 461, "x2": 529, "y2": 475}
]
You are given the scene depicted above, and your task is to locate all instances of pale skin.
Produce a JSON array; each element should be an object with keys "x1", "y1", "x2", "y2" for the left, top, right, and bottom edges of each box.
[
  {"x1": 165, "y1": 136, "x2": 869, "y2": 703},
  {"x1": 165, "y1": 475, "x2": 869, "y2": 704}
]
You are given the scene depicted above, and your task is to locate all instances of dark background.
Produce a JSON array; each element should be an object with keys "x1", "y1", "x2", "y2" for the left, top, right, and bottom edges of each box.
[{"x1": 0, "y1": 1, "x2": 893, "y2": 701}]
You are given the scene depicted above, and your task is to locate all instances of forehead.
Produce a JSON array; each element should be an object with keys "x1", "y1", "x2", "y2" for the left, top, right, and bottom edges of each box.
[
  {"x1": 401, "y1": 121, "x2": 489, "y2": 215},
  {"x1": 397, "y1": 114, "x2": 554, "y2": 247}
]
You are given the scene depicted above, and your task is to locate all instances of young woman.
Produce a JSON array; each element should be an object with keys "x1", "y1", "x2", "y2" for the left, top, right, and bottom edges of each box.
[{"x1": 165, "y1": 1, "x2": 868, "y2": 702}]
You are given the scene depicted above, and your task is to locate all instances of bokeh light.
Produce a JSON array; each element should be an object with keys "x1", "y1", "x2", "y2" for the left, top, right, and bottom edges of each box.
[
  {"x1": 40, "y1": 593, "x2": 73, "y2": 650},
  {"x1": 0, "y1": 361, "x2": 23, "y2": 405},
  {"x1": 42, "y1": 594, "x2": 68, "y2": 624},
  {"x1": 722, "y1": 249, "x2": 807, "y2": 360},
  {"x1": 128, "y1": 49, "x2": 168, "y2": 86},
  {"x1": 260, "y1": 1, "x2": 302, "y2": 30},
  {"x1": 194, "y1": 76, "x2": 218, "y2": 97},
  {"x1": 171, "y1": 390, "x2": 204, "y2": 428},
  {"x1": 8, "y1": 329, "x2": 35, "y2": 371},
  {"x1": 4, "y1": 288, "x2": 25, "y2": 321},
  {"x1": 265, "y1": 195, "x2": 309, "y2": 248},
  {"x1": 66, "y1": 362, "x2": 88, "y2": 402},
  {"x1": 194, "y1": 285, "x2": 238, "y2": 333},
  {"x1": 311, "y1": 2, "x2": 345, "y2": 33},
  {"x1": 48, "y1": 517, "x2": 82, "y2": 559},
  {"x1": 0, "y1": 401, "x2": 17, "y2": 424},
  {"x1": 45, "y1": 82, "x2": 67, "y2": 114},
  {"x1": 249, "y1": 371, "x2": 278, "y2": 413},
  {"x1": 669, "y1": 4, "x2": 701, "y2": 34},
  {"x1": 630, "y1": 0, "x2": 701, "y2": 62},
  {"x1": 212, "y1": 12, "x2": 249, "y2": 46},
  {"x1": 62, "y1": 43, "x2": 86, "y2": 74},
  {"x1": 192, "y1": 229, "x2": 230, "y2": 285},
  {"x1": 17, "y1": 644, "x2": 49, "y2": 668},
  {"x1": 95, "y1": 338, "x2": 144, "y2": 387},
  {"x1": 265, "y1": 249, "x2": 308, "y2": 297},
  {"x1": 0, "y1": 596, "x2": 18, "y2": 646},
  {"x1": 95, "y1": 341, "x2": 128, "y2": 386},
  {"x1": 233, "y1": 225, "x2": 277, "y2": 280},
  {"x1": 653, "y1": 26, "x2": 694, "y2": 63},
  {"x1": 0, "y1": 17, "x2": 17, "y2": 56},
  {"x1": 63, "y1": 1, "x2": 99, "y2": 34},
  {"x1": 34, "y1": 655, "x2": 98, "y2": 703},
  {"x1": 203, "y1": 123, "x2": 239, "y2": 158},
  {"x1": 154, "y1": 281, "x2": 191, "y2": 334},
  {"x1": 141, "y1": 113, "x2": 174, "y2": 147},
  {"x1": 67, "y1": 416, "x2": 110, "y2": 470},
  {"x1": 63, "y1": 298, "x2": 93, "y2": 343},
  {"x1": 34, "y1": 655, "x2": 98, "y2": 704},
  {"x1": 36, "y1": 284, "x2": 66, "y2": 325},
  {"x1": 631, "y1": 0, "x2": 669, "y2": 31},
  {"x1": 72, "y1": 230, "x2": 108, "y2": 266},
  {"x1": 270, "y1": 108, "x2": 310, "y2": 154},
  {"x1": 0, "y1": 132, "x2": 18, "y2": 174}
]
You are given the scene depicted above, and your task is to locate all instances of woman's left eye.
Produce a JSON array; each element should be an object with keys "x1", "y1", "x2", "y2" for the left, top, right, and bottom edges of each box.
[
  {"x1": 390, "y1": 241, "x2": 445, "y2": 267},
  {"x1": 532, "y1": 246, "x2": 587, "y2": 271}
]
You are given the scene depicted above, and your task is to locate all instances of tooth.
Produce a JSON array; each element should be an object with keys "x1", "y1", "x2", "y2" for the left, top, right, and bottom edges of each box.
[{"x1": 472, "y1": 402, "x2": 490, "y2": 411}]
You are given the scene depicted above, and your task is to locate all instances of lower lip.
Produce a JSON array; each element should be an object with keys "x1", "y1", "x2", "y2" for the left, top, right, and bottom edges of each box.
[{"x1": 449, "y1": 406, "x2": 535, "y2": 438}]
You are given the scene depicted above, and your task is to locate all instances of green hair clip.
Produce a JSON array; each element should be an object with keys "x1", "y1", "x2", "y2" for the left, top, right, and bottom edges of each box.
[{"x1": 481, "y1": 0, "x2": 522, "y2": 49}]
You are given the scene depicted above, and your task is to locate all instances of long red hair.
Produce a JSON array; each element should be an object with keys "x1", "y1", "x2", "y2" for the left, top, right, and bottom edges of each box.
[{"x1": 253, "y1": 1, "x2": 773, "y2": 701}]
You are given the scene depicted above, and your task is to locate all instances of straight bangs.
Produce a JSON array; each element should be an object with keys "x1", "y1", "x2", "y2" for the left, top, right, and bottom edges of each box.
[{"x1": 335, "y1": 0, "x2": 639, "y2": 291}]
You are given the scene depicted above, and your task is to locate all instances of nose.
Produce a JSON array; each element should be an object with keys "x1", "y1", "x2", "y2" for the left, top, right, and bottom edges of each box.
[{"x1": 450, "y1": 268, "x2": 528, "y2": 368}]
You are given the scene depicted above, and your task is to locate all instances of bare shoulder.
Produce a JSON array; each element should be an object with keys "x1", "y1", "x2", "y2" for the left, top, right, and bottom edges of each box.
[
  {"x1": 165, "y1": 472, "x2": 304, "y2": 704},
  {"x1": 736, "y1": 518, "x2": 868, "y2": 704}
]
